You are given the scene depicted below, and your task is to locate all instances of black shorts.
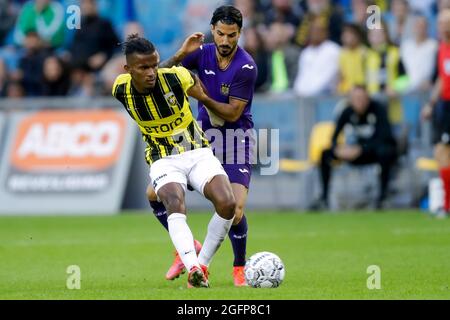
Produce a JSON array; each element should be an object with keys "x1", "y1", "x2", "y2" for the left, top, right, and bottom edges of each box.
[{"x1": 432, "y1": 100, "x2": 450, "y2": 145}]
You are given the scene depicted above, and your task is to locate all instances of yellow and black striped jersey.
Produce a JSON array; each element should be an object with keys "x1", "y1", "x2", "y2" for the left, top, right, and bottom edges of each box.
[{"x1": 112, "y1": 66, "x2": 209, "y2": 164}]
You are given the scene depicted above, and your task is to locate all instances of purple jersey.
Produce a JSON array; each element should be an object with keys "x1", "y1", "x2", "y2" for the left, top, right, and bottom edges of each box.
[{"x1": 182, "y1": 43, "x2": 257, "y2": 165}]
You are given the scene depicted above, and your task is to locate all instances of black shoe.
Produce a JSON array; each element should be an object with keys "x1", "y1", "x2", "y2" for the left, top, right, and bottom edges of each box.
[
  {"x1": 375, "y1": 198, "x2": 388, "y2": 210},
  {"x1": 309, "y1": 198, "x2": 329, "y2": 211}
]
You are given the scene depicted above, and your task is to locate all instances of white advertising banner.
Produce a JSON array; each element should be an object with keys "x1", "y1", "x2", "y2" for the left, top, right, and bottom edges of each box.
[{"x1": 0, "y1": 109, "x2": 137, "y2": 215}]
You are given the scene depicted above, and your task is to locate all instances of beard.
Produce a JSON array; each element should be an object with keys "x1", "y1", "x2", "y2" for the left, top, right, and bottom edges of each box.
[{"x1": 214, "y1": 42, "x2": 237, "y2": 57}]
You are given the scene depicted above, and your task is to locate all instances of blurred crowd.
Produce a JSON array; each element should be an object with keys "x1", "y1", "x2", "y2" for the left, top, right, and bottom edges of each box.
[{"x1": 0, "y1": 0, "x2": 446, "y2": 100}]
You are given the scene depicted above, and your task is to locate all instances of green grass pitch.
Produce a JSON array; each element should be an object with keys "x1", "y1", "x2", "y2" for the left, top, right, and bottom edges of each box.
[{"x1": 0, "y1": 211, "x2": 449, "y2": 300}]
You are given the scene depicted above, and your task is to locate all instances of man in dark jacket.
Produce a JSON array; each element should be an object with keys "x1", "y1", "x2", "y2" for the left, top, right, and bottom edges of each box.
[
  {"x1": 316, "y1": 85, "x2": 398, "y2": 209},
  {"x1": 69, "y1": 0, "x2": 119, "y2": 72}
]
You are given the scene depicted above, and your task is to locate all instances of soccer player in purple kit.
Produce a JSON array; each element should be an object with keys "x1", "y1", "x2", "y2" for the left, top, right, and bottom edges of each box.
[{"x1": 146, "y1": 5, "x2": 257, "y2": 286}]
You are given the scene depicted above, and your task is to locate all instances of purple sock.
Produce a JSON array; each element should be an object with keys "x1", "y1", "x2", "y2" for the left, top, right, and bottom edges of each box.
[
  {"x1": 228, "y1": 215, "x2": 248, "y2": 267},
  {"x1": 149, "y1": 200, "x2": 168, "y2": 231}
]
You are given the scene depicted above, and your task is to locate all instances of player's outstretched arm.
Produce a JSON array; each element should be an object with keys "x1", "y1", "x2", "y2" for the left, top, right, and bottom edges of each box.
[
  {"x1": 186, "y1": 74, "x2": 246, "y2": 123},
  {"x1": 160, "y1": 32, "x2": 204, "y2": 68}
]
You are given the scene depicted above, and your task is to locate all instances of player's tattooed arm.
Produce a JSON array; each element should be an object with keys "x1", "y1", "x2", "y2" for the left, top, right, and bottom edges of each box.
[
  {"x1": 199, "y1": 95, "x2": 247, "y2": 123},
  {"x1": 160, "y1": 32, "x2": 204, "y2": 68},
  {"x1": 186, "y1": 72, "x2": 207, "y2": 101},
  {"x1": 159, "y1": 52, "x2": 185, "y2": 68},
  {"x1": 186, "y1": 72, "x2": 245, "y2": 123}
]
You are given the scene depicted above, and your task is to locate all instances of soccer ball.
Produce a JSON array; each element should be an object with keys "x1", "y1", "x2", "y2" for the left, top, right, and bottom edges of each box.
[{"x1": 244, "y1": 252, "x2": 285, "y2": 288}]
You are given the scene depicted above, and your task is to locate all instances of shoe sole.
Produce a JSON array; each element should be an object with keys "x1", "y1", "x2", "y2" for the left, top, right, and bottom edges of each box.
[
  {"x1": 166, "y1": 267, "x2": 186, "y2": 281},
  {"x1": 234, "y1": 283, "x2": 249, "y2": 287},
  {"x1": 188, "y1": 270, "x2": 209, "y2": 288}
]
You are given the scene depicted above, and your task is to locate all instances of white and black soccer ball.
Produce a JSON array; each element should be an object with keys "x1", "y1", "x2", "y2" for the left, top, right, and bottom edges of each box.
[{"x1": 244, "y1": 252, "x2": 285, "y2": 288}]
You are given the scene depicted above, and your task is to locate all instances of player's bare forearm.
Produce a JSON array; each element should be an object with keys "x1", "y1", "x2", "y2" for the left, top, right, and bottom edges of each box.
[
  {"x1": 159, "y1": 51, "x2": 186, "y2": 68},
  {"x1": 200, "y1": 96, "x2": 243, "y2": 122}
]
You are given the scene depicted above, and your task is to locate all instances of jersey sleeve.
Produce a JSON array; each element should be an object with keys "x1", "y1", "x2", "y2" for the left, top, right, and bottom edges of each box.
[
  {"x1": 111, "y1": 74, "x2": 129, "y2": 106},
  {"x1": 112, "y1": 77, "x2": 119, "y2": 98},
  {"x1": 173, "y1": 66, "x2": 195, "y2": 92},
  {"x1": 181, "y1": 46, "x2": 203, "y2": 70},
  {"x1": 229, "y1": 63, "x2": 258, "y2": 102}
]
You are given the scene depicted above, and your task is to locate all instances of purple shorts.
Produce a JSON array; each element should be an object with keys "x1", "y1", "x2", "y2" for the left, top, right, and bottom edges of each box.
[{"x1": 222, "y1": 163, "x2": 252, "y2": 189}]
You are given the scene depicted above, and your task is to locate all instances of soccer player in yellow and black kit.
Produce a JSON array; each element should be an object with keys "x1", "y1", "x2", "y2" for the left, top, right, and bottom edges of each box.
[{"x1": 112, "y1": 34, "x2": 236, "y2": 288}]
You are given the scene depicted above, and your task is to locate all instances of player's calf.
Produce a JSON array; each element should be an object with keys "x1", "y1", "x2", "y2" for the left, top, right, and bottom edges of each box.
[{"x1": 198, "y1": 175, "x2": 236, "y2": 267}]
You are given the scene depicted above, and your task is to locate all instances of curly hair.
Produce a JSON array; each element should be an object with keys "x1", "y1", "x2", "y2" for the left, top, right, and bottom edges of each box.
[{"x1": 121, "y1": 34, "x2": 155, "y2": 57}]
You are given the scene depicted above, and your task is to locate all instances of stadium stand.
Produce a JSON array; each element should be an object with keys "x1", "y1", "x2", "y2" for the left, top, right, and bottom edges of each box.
[{"x1": 0, "y1": 0, "x2": 445, "y2": 212}]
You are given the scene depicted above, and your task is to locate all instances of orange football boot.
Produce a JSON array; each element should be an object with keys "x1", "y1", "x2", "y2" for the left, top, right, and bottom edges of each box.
[
  {"x1": 165, "y1": 240, "x2": 202, "y2": 280},
  {"x1": 233, "y1": 266, "x2": 248, "y2": 287}
]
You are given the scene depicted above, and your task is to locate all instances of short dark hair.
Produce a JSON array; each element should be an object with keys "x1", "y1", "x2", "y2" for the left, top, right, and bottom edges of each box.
[
  {"x1": 122, "y1": 34, "x2": 156, "y2": 57},
  {"x1": 351, "y1": 84, "x2": 368, "y2": 92},
  {"x1": 210, "y1": 5, "x2": 243, "y2": 29},
  {"x1": 343, "y1": 23, "x2": 364, "y2": 41}
]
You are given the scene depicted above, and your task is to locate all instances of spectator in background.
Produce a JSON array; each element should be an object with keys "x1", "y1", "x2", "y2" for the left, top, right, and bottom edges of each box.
[
  {"x1": 295, "y1": 0, "x2": 344, "y2": 47},
  {"x1": 42, "y1": 55, "x2": 70, "y2": 96},
  {"x1": 0, "y1": 58, "x2": 7, "y2": 96},
  {"x1": 401, "y1": 15, "x2": 438, "y2": 93},
  {"x1": 263, "y1": 0, "x2": 301, "y2": 27},
  {"x1": 0, "y1": 0, "x2": 18, "y2": 45},
  {"x1": 386, "y1": 0, "x2": 415, "y2": 46},
  {"x1": 14, "y1": 0, "x2": 65, "y2": 48},
  {"x1": 100, "y1": 21, "x2": 144, "y2": 95},
  {"x1": 69, "y1": 0, "x2": 119, "y2": 73},
  {"x1": 293, "y1": 19, "x2": 341, "y2": 97},
  {"x1": 349, "y1": 0, "x2": 375, "y2": 35},
  {"x1": 439, "y1": 0, "x2": 450, "y2": 11},
  {"x1": 233, "y1": 0, "x2": 269, "y2": 91},
  {"x1": 338, "y1": 23, "x2": 367, "y2": 95},
  {"x1": 408, "y1": 0, "x2": 436, "y2": 16},
  {"x1": 366, "y1": 21, "x2": 407, "y2": 124},
  {"x1": 261, "y1": 0, "x2": 301, "y2": 92},
  {"x1": 68, "y1": 0, "x2": 120, "y2": 96},
  {"x1": 313, "y1": 86, "x2": 398, "y2": 210},
  {"x1": 182, "y1": 0, "x2": 225, "y2": 39},
  {"x1": 5, "y1": 81, "x2": 25, "y2": 98},
  {"x1": 421, "y1": 9, "x2": 450, "y2": 218},
  {"x1": 13, "y1": 30, "x2": 51, "y2": 96},
  {"x1": 374, "y1": 0, "x2": 388, "y2": 11}
]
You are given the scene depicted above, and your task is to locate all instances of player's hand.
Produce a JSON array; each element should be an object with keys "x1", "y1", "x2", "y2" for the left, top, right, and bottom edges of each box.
[
  {"x1": 421, "y1": 103, "x2": 433, "y2": 121},
  {"x1": 187, "y1": 75, "x2": 207, "y2": 101},
  {"x1": 180, "y1": 32, "x2": 204, "y2": 56}
]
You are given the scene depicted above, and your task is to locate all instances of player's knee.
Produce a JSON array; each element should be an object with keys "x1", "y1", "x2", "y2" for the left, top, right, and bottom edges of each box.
[
  {"x1": 146, "y1": 185, "x2": 157, "y2": 201},
  {"x1": 216, "y1": 195, "x2": 236, "y2": 220},
  {"x1": 159, "y1": 190, "x2": 185, "y2": 213},
  {"x1": 233, "y1": 205, "x2": 244, "y2": 225}
]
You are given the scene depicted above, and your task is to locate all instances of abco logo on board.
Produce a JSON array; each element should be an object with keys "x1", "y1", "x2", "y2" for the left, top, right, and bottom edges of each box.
[{"x1": 7, "y1": 110, "x2": 126, "y2": 193}]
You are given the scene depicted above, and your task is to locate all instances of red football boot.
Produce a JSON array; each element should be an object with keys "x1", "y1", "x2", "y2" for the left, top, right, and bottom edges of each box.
[
  {"x1": 165, "y1": 240, "x2": 202, "y2": 280},
  {"x1": 187, "y1": 265, "x2": 209, "y2": 288},
  {"x1": 233, "y1": 266, "x2": 248, "y2": 287}
]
